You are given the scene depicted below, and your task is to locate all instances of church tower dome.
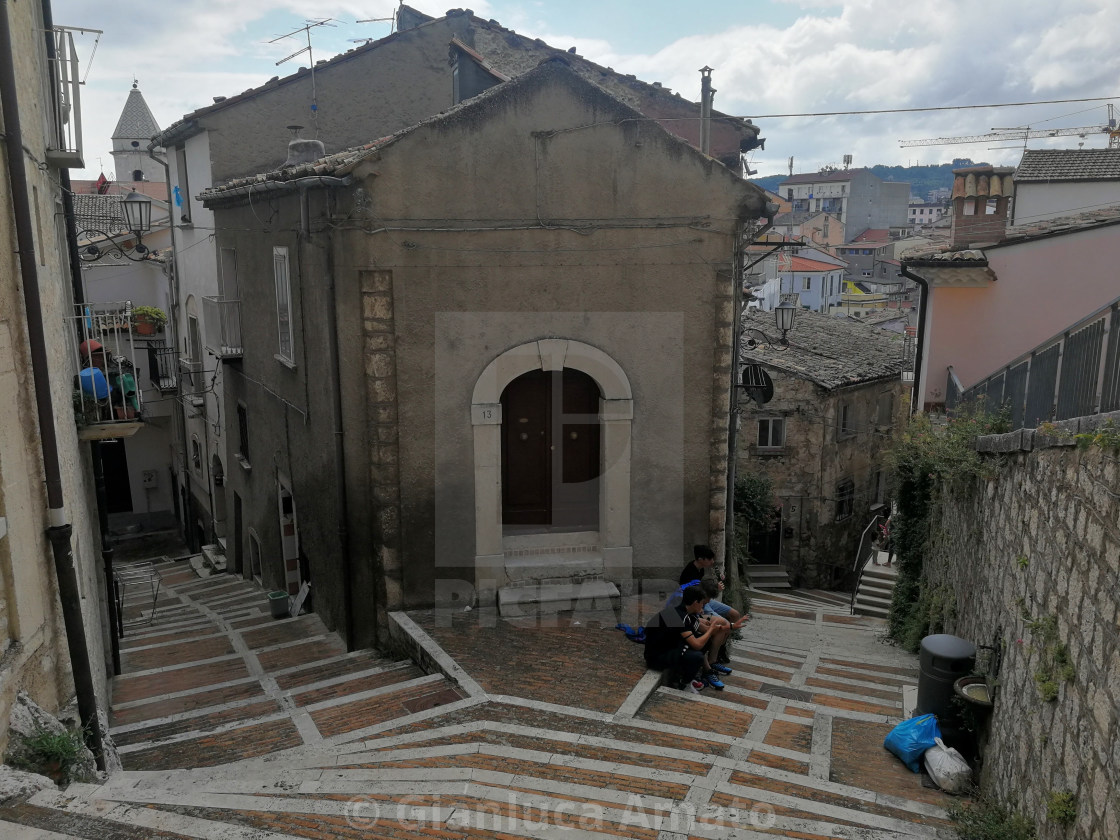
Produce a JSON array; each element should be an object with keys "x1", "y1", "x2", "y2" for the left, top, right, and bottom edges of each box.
[{"x1": 111, "y1": 80, "x2": 162, "y2": 183}]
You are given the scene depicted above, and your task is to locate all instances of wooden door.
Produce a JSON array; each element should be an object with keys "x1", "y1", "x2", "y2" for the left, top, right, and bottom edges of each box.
[{"x1": 501, "y1": 369, "x2": 601, "y2": 530}]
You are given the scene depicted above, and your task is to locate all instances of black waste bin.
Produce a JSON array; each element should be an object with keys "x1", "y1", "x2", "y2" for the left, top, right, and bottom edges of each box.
[{"x1": 917, "y1": 634, "x2": 975, "y2": 719}]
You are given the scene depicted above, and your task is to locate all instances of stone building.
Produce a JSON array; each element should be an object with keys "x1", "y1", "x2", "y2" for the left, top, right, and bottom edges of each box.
[
  {"x1": 736, "y1": 310, "x2": 907, "y2": 586},
  {"x1": 198, "y1": 60, "x2": 769, "y2": 647},
  {"x1": 152, "y1": 4, "x2": 765, "y2": 561},
  {"x1": 1, "y1": 1, "x2": 112, "y2": 756}
]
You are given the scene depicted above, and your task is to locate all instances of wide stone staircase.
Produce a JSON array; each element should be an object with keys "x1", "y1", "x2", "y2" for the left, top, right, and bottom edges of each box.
[{"x1": 1, "y1": 560, "x2": 954, "y2": 839}]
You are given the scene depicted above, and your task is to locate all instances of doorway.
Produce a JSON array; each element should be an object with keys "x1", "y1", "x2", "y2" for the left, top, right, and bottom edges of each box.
[
  {"x1": 500, "y1": 368, "x2": 601, "y2": 531},
  {"x1": 100, "y1": 440, "x2": 133, "y2": 514},
  {"x1": 748, "y1": 505, "x2": 783, "y2": 564}
]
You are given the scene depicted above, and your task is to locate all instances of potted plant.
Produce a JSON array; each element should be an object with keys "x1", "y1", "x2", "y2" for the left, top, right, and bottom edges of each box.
[{"x1": 131, "y1": 305, "x2": 167, "y2": 336}]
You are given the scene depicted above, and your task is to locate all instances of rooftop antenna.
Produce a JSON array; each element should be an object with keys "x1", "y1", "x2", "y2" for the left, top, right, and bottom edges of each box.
[
  {"x1": 270, "y1": 19, "x2": 336, "y2": 133},
  {"x1": 357, "y1": 1, "x2": 400, "y2": 35},
  {"x1": 788, "y1": 155, "x2": 793, "y2": 176}
]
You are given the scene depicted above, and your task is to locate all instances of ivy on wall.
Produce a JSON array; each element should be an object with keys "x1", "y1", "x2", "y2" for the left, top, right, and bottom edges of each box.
[{"x1": 885, "y1": 407, "x2": 1011, "y2": 651}]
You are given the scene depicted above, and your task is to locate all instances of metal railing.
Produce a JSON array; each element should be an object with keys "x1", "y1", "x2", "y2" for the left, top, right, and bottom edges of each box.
[
  {"x1": 850, "y1": 512, "x2": 886, "y2": 615},
  {"x1": 954, "y1": 297, "x2": 1120, "y2": 426},
  {"x1": 201, "y1": 296, "x2": 243, "y2": 358},
  {"x1": 69, "y1": 302, "x2": 144, "y2": 436},
  {"x1": 45, "y1": 28, "x2": 85, "y2": 168},
  {"x1": 145, "y1": 343, "x2": 178, "y2": 393}
]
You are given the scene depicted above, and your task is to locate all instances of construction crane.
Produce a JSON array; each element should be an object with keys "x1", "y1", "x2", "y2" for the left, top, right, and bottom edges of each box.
[{"x1": 900, "y1": 105, "x2": 1120, "y2": 148}]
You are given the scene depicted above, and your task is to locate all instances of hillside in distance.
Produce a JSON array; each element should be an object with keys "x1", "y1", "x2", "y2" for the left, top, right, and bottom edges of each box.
[{"x1": 752, "y1": 159, "x2": 981, "y2": 202}]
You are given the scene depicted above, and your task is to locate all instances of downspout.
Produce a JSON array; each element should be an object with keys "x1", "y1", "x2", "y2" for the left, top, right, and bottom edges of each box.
[
  {"x1": 900, "y1": 265, "x2": 930, "y2": 416},
  {"x1": 314, "y1": 186, "x2": 354, "y2": 649},
  {"x1": 724, "y1": 217, "x2": 774, "y2": 605},
  {"x1": 3, "y1": 0, "x2": 105, "y2": 768},
  {"x1": 148, "y1": 144, "x2": 191, "y2": 543}
]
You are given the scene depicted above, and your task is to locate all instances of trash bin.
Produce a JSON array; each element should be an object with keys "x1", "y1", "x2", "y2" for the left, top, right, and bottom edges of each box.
[
  {"x1": 268, "y1": 590, "x2": 290, "y2": 619},
  {"x1": 917, "y1": 634, "x2": 975, "y2": 718}
]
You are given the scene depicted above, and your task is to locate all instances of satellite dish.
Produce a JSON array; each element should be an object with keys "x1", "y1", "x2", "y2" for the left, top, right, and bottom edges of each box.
[{"x1": 740, "y1": 364, "x2": 773, "y2": 405}]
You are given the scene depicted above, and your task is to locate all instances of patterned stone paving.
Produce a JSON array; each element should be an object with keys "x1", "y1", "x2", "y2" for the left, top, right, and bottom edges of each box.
[{"x1": 1, "y1": 573, "x2": 955, "y2": 839}]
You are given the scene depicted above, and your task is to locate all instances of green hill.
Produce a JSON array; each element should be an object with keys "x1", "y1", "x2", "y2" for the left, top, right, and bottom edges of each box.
[{"x1": 752, "y1": 159, "x2": 980, "y2": 203}]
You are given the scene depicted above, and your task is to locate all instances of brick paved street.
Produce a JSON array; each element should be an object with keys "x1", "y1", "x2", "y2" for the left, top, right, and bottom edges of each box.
[{"x1": 1, "y1": 567, "x2": 957, "y2": 839}]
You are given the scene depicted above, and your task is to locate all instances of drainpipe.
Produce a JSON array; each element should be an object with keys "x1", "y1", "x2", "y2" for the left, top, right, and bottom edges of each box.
[
  {"x1": 724, "y1": 217, "x2": 774, "y2": 603},
  {"x1": 900, "y1": 265, "x2": 930, "y2": 416},
  {"x1": 313, "y1": 187, "x2": 354, "y2": 649},
  {"x1": 3, "y1": 0, "x2": 105, "y2": 769},
  {"x1": 699, "y1": 67, "x2": 715, "y2": 156},
  {"x1": 147, "y1": 144, "x2": 192, "y2": 545}
]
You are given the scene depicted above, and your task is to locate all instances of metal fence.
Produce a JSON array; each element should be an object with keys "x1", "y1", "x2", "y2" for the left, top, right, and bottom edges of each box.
[{"x1": 953, "y1": 297, "x2": 1120, "y2": 425}]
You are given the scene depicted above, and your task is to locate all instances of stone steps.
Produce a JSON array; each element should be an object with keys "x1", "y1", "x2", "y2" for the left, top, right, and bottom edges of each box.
[
  {"x1": 853, "y1": 555, "x2": 899, "y2": 618},
  {"x1": 746, "y1": 564, "x2": 792, "y2": 589},
  {"x1": 496, "y1": 578, "x2": 620, "y2": 620},
  {"x1": 4, "y1": 593, "x2": 952, "y2": 840}
]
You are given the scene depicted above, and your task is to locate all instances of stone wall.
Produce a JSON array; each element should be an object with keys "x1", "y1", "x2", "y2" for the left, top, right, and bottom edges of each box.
[{"x1": 922, "y1": 420, "x2": 1119, "y2": 840}]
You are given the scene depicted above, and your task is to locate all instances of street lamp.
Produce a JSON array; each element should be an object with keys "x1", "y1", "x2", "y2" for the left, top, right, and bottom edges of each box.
[
  {"x1": 744, "y1": 294, "x2": 798, "y2": 351},
  {"x1": 79, "y1": 191, "x2": 154, "y2": 262}
]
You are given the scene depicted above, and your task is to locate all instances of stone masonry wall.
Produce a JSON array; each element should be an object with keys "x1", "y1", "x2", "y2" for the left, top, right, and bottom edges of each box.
[{"x1": 922, "y1": 420, "x2": 1119, "y2": 840}]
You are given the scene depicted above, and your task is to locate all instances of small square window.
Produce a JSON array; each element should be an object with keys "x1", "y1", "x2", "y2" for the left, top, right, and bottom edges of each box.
[{"x1": 757, "y1": 418, "x2": 785, "y2": 449}]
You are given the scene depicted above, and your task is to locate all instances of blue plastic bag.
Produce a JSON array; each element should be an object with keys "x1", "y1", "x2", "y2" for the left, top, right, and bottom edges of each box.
[{"x1": 883, "y1": 713, "x2": 941, "y2": 773}]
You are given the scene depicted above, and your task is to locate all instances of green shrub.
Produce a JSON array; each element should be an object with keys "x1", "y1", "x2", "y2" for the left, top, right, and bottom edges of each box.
[
  {"x1": 1045, "y1": 791, "x2": 1077, "y2": 827},
  {"x1": 6, "y1": 725, "x2": 87, "y2": 784},
  {"x1": 948, "y1": 796, "x2": 1036, "y2": 840}
]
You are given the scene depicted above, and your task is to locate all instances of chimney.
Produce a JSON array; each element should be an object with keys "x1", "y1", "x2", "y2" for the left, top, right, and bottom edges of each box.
[
  {"x1": 699, "y1": 66, "x2": 715, "y2": 156},
  {"x1": 949, "y1": 165, "x2": 1015, "y2": 249},
  {"x1": 283, "y1": 125, "x2": 325, "y2": 168}
]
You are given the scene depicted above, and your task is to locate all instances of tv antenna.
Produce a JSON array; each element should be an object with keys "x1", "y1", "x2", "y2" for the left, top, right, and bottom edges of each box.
[{"x1": 270, "y1": 19, "x2": 336, "y2": 128}]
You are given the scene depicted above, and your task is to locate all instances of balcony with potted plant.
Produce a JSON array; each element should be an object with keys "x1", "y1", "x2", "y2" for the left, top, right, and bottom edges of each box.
[{"x1": 69, "y1": 302, "x2": 145, "y2": 440}]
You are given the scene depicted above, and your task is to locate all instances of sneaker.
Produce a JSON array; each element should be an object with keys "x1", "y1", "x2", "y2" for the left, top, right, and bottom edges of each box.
[
  {"x1": 703, "y1": 672, "x2": 725, "y2": 690},
  {"x1": 691, "y1": 679, "x2": 706, "y2": 691},
  {"x1": 685, "y1": 682, "x2": 701, "y2": 694},
  {"x1": 711, "y1": 662, "x2": 733, "y2": 675}
]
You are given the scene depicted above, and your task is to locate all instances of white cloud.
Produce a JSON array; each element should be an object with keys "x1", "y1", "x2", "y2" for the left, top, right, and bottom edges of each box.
[{"x1": 51, "y1": 0, "x2": 1120, "y2": 180}]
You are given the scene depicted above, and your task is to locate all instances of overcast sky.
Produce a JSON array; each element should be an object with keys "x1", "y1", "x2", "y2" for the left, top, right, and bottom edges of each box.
[{"x1": 51, "y1": 0, "x2": 1120, "y2": 182}]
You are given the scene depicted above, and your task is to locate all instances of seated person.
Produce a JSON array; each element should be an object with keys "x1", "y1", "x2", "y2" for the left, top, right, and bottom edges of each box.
[
  {"x1": 681, "y1": 546, "x2": 749, "y2": 636},
  {"x1": 644, "y1": 585, "x2": 730, "y2": 692},
  {"x1": 698, "y1": 578, "x2": 745, "y2": 670}
]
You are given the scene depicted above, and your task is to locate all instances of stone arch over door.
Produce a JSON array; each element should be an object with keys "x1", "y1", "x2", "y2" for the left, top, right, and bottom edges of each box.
[{"x1": 471, "y1": 339, "x2": 633, "y2": 600}]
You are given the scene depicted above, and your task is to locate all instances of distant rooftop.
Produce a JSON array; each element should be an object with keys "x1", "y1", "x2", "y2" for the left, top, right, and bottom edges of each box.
[
  {"x1": 741, "y1": 308, "x2": 905, "y2": 389},
  {"x1": 1015, "y1": 149, "x2": 1120, "y2": 182},
  {"x1": 789, "y1": 255, "x2": 845, "y2": 273},
  {"x1": 779, "y1": 168, "x2": 870, "y2": 186}
]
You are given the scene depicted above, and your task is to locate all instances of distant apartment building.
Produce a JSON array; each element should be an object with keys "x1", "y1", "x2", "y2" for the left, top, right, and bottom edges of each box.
[
  {"x1": 908, "y1": 200, "x2": 946, "y2": 227},
  {"x1": 777, "y1": 168, "x2": 910, "y2": 235}
]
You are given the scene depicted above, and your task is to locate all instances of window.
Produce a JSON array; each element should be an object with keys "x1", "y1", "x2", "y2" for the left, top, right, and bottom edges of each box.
[
  {"x1": 985, "y1": 198, "x2": 998, "y2": 215},
  {"x1": 187, "y1": 315, "x2": 201, "y2": 363},
  {"x1": 963, "y1": 199, "x2": 976, "y2": 216},
  {"x1": 273, "y1": 246, "x2": 294, "y2": 362},
  {"x1": 877, "y1": 391, "x2": 894, "y2": 428},
  {"x1": 835, "y1": 478, "x2": 855, "y2": 521},
  {"x1": 802, "y1": 276, "x2": 812, "y2": 291},
  {"x1": 174, "y1": 145, "x2": 192, "y2": 223},
  {"x1": 862, "y1": 270, "x2": 872, "y2": 277},
  {"x1": 237, "y1": 402, "x2": 250, "y2": 467},
  {"x1": 757, "y1": 418, "x2": 785, "y2": 449},
  {"x1": 191, "y1": 435, "x2": 202, "y2": 473},
  {"x1": 786, "y1": 189, "x2": 793, "y2": 200},
  {"x1": 837, "y1": 400, "x2": 855, "y2": 439}
]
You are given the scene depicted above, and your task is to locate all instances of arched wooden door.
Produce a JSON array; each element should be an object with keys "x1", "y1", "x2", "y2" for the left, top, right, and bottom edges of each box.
[{"x1": 501, "y1": 369, "x2": 601, "y2": 530}]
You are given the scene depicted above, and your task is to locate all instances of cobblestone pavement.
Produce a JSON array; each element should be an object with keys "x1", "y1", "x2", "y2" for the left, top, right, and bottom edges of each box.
[{"x1": 1, "y1": 567, "x2": 955, "y2": 839}]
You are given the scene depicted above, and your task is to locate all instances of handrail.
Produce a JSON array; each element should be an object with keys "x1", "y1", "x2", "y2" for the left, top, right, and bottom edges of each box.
[{"x1": 850, "y1": 513, "x2": 885, "y2": 615}]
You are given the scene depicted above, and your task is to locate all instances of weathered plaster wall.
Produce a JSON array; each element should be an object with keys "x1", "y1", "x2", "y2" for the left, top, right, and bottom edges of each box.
[
  {"x1": 1, "y1": 0, "x2": 111, "y2": 753},
  {"x1": 922, "y1": 424, "x2": 1119, "y2": 839},
  {"x1": 920, "y1": 223, "x2": 1120, "y2": 408}
]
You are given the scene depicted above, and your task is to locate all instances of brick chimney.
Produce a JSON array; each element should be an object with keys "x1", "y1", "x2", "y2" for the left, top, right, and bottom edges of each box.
[{"x1": 949, "y1": 165, "x2": 1015, "y2": 248}]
